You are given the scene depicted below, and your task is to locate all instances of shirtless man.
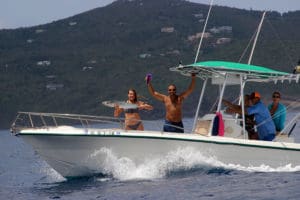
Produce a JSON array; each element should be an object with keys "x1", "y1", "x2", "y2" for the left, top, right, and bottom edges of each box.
[{"x1": 147, "y1": 74, "x2": 196, "y2": 133}]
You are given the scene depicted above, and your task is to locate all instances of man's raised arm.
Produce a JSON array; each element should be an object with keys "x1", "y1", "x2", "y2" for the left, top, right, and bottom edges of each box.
[
  {"x1": 180, "y1": 74, "x2": 196, "y2": 99},
  {"x1": 147, "y1": 78, "x2": 165, "y2": 101}
]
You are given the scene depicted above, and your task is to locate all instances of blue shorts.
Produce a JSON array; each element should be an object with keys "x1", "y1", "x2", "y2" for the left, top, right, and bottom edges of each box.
[
  {"x1": 259, "y1": 133, "x2": 275, "y2": 141},
  {"x1": 163, "y1": 120, "x2": 184, "y2": 133}
]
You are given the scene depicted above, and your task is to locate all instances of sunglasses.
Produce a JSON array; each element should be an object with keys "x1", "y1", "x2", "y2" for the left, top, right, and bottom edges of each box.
[
  {"x1": 168, "y1": 89, "x2": 176, "y2": 91},
  {"x1": 272, "y1": 95, "x2": 280, "y2": 98}
]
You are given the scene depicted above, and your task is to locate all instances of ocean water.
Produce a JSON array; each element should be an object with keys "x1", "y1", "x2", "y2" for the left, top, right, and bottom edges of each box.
[{"x1": 1, "y1": 115, "x2": 300, "y2": 200}]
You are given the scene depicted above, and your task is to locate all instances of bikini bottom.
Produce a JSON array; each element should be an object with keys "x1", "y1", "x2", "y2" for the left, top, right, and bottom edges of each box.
[{"x1": 126, "y1": 121, "x2": 142, "y2": 130}]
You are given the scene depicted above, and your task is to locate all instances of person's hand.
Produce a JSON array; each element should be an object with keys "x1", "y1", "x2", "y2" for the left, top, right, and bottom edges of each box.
[
  {"x1": 225, "y1": 107, "x2": 235, "y2": 114},
  {"x1": 138, "y1": 104, "x2": 145, "y2": 110},
  {"x1": 145, "y1": 73, "x2": 152, "y2": 84},
  {"x1": 114, "y1": 104, "x2": 120, "y2": 117}
]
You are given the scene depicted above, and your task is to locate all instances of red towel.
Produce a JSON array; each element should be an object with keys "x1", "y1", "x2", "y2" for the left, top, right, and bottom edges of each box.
[{"x1": 216, "y1": 112, "x2": 224, "y2": 136}]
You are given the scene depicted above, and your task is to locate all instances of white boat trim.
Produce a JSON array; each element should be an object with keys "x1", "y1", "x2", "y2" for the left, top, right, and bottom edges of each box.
[{"x1": 18, "y1": 127, "x2": 300, "y2": 151}]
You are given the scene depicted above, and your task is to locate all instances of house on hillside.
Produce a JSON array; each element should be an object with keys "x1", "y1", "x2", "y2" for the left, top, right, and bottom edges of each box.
[
  {"x1": 45, "y1": 75, "x2": 56, "y2": 79},
  {"x1": 37, "y1": 61, "x2": 51, "y2": 66},
  {"x1": 139, "y1": 53, "x2": 151, "y2": 59},
  {"x1": 82, "y1": 66, "x2": 93, "y2": 71},
  {"x1": 216, "y1": 37, "x2": 232, "y2": 45},
  {"x1": 188, "y1": 32, "x2": 211, "y2": 42},
  {"x1": 193, "y1": 13, "x2": 204, "y2": 18},
  {"x1": 35, "y1": 29, "x2": 45, "y2": 34},
  {"x1": 209, "y1": 26, "x2": 232, "y2": 34},
  {"x1": 87, "y1": 60, "x2": 97, "y2": 64},
  {"x1": 46, "y1": 83, "x2": 64, "y2": 91},
  {"x1": 69, "y1": 22, "x2": 77, "y2": 26},
  {"x1": 161, "y1": 27, "x2": 175, "y2": 33},
  {"x1": 166, "y1": 50, "x2": 180, "y2": 55},
  {"x1": 27, "y1": 39, "x2": 34, "y2": 43}
]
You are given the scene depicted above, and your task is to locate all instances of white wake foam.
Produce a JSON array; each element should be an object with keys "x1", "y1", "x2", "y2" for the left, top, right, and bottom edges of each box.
[
  {"x1": 90, "y1": 147, "x2": 300, "y2": 180},
  {"x1": 226, "y1": 163, "x2": 300, "y2": 172},
  {"x1": 36, "y1": 160, "x2": 66, "y2": 182}
]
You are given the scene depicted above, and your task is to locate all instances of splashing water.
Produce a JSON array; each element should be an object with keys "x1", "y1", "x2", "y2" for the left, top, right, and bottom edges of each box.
[
  {"x1": 227, "y1": 163, "x2": 300, "y2": 173},
  {"x1": 88, "y1": 147, "x2": 300, "y2": 181},
  {"x1": 36, "y1": 161, "x2": 66, "y2": 183},
  {"x1": 89, "y1": 147, "x2": 219, "y2": 180}
]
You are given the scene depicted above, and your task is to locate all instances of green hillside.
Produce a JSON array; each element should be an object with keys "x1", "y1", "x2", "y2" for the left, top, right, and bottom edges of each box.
[{"x1": 0, "y1": 0, "x2": 299, "y2": 128}]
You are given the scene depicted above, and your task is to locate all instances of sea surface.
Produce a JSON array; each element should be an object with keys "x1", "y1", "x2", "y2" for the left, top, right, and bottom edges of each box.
[{"x1": 1, "y1": 113, "x2": 300, "y2": 200}]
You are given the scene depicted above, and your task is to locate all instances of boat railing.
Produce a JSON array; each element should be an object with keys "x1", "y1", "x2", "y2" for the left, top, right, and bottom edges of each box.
[
  {"x1": 281, "y1": 112, "x2": 300, "y2": 137},
  {"x1": 11, "y1": 112, "x2": 125, "y2": 135},
  {"x1": 10, "y1": 111, "x2": 168, "y2": 135}
]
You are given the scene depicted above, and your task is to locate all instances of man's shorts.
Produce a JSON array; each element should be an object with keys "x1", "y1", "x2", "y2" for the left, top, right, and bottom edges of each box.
[{"x1": 163, "y1": 120, "x2": 184, "y2": 133}]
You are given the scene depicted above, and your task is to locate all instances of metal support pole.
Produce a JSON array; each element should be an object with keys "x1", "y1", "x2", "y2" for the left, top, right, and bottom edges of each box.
[
  {"x1": 240, "y1": 75, "x2": 246, "y2": 137},
  {"x1": 248, "y1": 11, "x2": 266, "y2": 65},
  {"x1": 192, "y1": 78, "x2": 208, "y2": 133},
  {"x1": 194, "y1": 0, "x2": 214, "y2": 63},
  {"x1": 217, "y1": 74, "x2": 228, "y2": 112}
]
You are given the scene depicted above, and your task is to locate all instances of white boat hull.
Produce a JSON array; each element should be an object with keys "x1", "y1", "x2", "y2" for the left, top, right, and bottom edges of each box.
[{"x1": 19, "y1": 128, "x2": 300, "y2": 178}]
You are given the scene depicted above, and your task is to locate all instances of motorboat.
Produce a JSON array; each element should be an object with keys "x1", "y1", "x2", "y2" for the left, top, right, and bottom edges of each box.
[
  {"x1": 10, "y1": 8, "x2": 300, "y2": 179},
  {"x1": 11, "y1": 60, "x2": 300, "y2": 178}
]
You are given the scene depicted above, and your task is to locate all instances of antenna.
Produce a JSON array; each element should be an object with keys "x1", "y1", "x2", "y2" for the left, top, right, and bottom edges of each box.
[
  {"x1": 194, "y1": 0, "x2": 214, "y2": 63},
  {"x1": 248, "y1": 11, "x2": 266, "y2": 65}
]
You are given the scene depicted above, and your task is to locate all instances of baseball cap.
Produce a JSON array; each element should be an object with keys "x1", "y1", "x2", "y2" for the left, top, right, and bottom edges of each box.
[{"x1": 250, "y1": 92, "x2": 261, "y2": 99}]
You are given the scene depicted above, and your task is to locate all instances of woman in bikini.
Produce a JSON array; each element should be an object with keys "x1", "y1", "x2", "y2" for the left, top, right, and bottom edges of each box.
[{"x1": 114, "y1": 89, "x2": 153, "y2": 131}]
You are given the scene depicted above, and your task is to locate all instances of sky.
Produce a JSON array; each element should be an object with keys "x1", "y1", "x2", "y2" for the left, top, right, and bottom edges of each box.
[{"x1": 0, "y1": 0, "x2": 299, "y2": 29}]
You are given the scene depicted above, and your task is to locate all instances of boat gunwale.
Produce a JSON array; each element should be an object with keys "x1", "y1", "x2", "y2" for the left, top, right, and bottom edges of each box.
[{"x1": 17, "y1": 129, "x2": 300, "y2": 151}]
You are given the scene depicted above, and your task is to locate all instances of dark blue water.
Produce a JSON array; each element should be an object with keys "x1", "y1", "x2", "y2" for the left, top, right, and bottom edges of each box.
[{"x1": 1, "y1": 116, "x2": 300, "y2": 200}]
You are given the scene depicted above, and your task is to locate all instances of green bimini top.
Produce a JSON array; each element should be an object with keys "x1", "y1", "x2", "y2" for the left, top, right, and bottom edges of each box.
[{"x1": 170, "y1": 60, "x2": 298, "y2": 83}]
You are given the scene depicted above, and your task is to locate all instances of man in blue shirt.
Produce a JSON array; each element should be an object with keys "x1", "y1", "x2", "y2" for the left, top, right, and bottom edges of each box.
[
  {"x1": 268, "y1": 91, "x2": 286, "y2": 133},
  {"x1": 247, "y1": 92, "x2": 276, "y2": 141}
]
